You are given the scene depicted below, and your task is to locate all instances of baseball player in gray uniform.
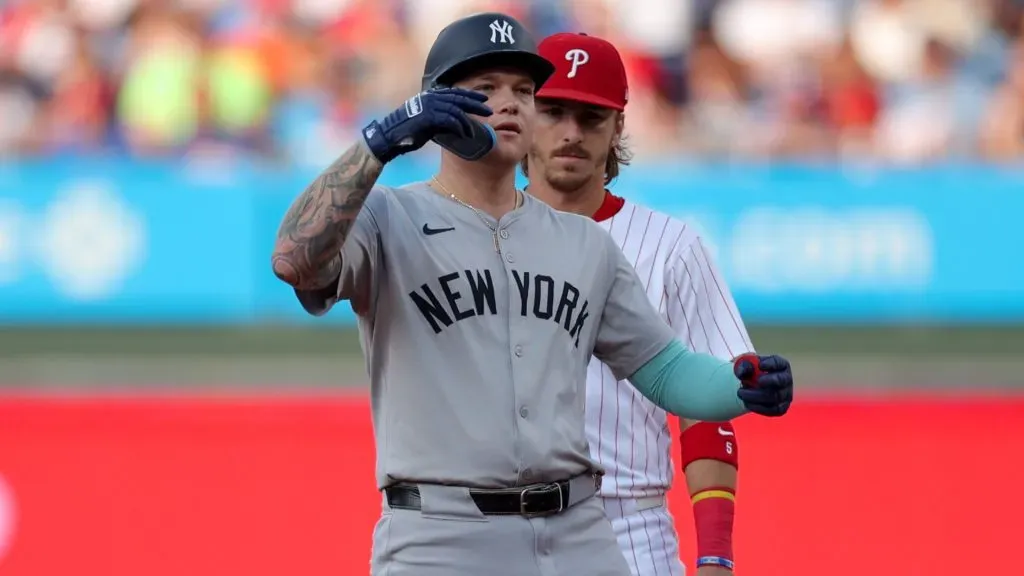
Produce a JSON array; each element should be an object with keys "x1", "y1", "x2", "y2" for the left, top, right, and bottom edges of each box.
[{"x1": 270, "y1": 12, "x2": 794, "y2": 576}]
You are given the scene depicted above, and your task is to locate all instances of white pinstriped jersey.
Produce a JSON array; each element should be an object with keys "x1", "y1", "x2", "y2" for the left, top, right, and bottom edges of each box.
[{"x1": 586, "y1": 196, "x2": 755, "y2": 498}]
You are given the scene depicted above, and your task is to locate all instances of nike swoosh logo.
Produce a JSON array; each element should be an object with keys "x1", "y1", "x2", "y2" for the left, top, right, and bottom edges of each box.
[
  {"x1": 422, "y1": 223, "x2": 455, "y2": 236},
  {"x1": 718, "y1": 427, "x2": 735, "y2": 437}
]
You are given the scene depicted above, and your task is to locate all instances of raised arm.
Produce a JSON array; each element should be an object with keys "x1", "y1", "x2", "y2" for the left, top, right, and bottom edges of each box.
[
  {"x1": 271, "y1": 141, "x2": 383, "y2": 291},
  {"x1": 272, "y1": 88, "x2": 493, "y2": 302}
]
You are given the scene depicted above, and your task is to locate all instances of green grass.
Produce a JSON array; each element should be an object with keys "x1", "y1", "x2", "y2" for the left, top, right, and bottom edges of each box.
[
  {"x1": 0, "y1": 324, "x2": 1020, "y2": 357},
  {"x1": 1, "y1": 325, "x2": 1021, "y2": 389}
]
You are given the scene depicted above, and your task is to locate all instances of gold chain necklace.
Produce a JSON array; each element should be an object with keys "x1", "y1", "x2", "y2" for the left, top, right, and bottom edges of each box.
[{"x1": 430, "y1": 176, "x2": 521, "y2": 254}]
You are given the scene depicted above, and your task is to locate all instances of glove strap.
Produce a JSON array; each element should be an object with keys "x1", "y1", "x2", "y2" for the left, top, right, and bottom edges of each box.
[{"x1": 361, "y1": 120, "x2": 394, "y2": 165}]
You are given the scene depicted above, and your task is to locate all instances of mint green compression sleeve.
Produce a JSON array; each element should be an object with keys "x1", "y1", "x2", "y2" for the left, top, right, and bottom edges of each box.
[{"x1": 628, "y1": 340, "x2": 749, "y2": 422}]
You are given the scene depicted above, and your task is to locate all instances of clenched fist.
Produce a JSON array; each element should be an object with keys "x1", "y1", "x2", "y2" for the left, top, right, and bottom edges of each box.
[{"x1": 734, "y1": 353, "x2": 793, "y2": 417}]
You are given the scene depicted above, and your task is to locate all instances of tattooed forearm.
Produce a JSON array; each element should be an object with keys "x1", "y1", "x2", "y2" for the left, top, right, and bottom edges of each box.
[{"x1": 271, "y1": 142, "x2": 383, "y2": 290}]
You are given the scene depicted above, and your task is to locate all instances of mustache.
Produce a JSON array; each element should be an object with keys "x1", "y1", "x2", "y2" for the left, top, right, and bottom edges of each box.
[{"x1": 551, "y1": 145, "x2": 590, "y2": 159}]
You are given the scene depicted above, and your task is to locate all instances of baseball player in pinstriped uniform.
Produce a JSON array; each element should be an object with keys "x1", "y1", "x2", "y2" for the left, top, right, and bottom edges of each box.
[
  {"x1": 271, "y1": 12, "x2": 793, "y2": 576},
  {"x1": 524, "y1": 33, "x2": 754, "y2": 575}
]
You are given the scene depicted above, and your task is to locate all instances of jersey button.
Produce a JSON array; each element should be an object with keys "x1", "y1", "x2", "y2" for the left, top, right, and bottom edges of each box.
[
  {"x1": 505, "y1": 253, "x2": 514, "y2": 263},
  {"x1": 519, "y1": 406, "x2": 529, "y2": 419},
  {"x1": 514, "y1": 345, "x2": 523, "y2": 357},
  {"x1": 499, "y1": 229, "x2": 509, "y2": 239}
]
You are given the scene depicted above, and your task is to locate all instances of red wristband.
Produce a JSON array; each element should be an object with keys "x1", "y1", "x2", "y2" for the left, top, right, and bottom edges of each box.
[
  {"x1": 692, "y1": 487, "x2": 735, "y2": 562},
  {"x1": 679, "y1": 421, "x2": 739, "y2": 470}
]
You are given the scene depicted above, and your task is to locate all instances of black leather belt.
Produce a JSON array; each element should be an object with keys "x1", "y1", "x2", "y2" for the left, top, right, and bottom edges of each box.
[{"x1": 384, "y1": 472, "x2": 601, "y2": 518}]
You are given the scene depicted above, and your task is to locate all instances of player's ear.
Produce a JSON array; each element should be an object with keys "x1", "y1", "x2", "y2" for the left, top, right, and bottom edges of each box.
[{"x1": 613, "y1": 112, "x2": 625, "y2": 145}]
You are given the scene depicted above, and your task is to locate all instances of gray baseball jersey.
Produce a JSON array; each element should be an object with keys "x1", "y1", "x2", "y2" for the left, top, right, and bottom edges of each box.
[{"x1": 304, "y1": 181, "x2": 675, "y2": 490}]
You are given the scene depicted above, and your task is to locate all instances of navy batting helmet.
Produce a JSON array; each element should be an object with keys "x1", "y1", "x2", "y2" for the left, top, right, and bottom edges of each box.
[
  {"x1": 422, "y1": 12, "x2": 556, "y2": 92},
  {"x1": 421, "y1": 13, "x2": 554, "y2": 161}
]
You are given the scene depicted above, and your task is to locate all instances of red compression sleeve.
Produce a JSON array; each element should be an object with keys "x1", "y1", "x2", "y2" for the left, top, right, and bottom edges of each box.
[{"x1": 692, "y1": 487, "x2": 736, "y2": 564}]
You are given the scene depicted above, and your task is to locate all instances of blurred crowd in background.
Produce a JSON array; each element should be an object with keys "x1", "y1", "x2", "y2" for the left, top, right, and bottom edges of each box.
[{"x1": 1, "y1": 0, "x2": 1023, "y2": 167}]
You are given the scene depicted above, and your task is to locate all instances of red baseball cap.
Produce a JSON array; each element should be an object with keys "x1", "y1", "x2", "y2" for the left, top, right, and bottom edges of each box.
[{"x1": 535, "y1": 32, "x2": 628, "y2": 111}]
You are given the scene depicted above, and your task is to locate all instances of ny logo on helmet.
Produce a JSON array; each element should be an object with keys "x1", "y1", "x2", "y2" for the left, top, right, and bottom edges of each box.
[
  {"x1": 489, "y1": 20, "x2": 515, "y2": 44},
  {"x1": 565, "y1": 49, "x2": 590, "y2": 78}
]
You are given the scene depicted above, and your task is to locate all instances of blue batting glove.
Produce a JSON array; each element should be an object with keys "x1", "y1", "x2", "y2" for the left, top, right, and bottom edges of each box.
[
  {"x1": 734, "y1": 353, "x2": 793, "y2": 417},
  {"x1": 361, "y1": 88, "x2": 493, "y2": 164}
]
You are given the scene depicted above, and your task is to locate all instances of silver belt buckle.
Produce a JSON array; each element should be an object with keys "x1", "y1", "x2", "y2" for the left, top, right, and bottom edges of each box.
[{"x1": 519, "y1": 482, "x2": 564, "y2": 517}]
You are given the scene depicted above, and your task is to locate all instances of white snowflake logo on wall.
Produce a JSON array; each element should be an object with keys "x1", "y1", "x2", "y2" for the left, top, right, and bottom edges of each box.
[
  {"x1": 36, "y1": 182, "x2": 146, "y2": 300},
  {"x1": 0, "y1": 200, "x2": 24, "y2": 286}
]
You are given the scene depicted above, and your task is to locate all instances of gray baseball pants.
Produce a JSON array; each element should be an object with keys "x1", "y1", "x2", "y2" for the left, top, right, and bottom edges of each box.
[{"x1": 370, "y1": 476, "x2": 631, "y2": 576}]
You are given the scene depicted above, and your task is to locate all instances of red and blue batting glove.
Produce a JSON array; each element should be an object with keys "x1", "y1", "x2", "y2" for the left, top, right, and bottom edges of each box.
[{"x1": 734, "y1": 353, "x2": 793, "y2": 417}]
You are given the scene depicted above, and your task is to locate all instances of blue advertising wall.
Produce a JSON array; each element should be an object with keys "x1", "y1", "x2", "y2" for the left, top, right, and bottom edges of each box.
[{"x1": 0, "y1": 158, "x2": 1021, "y2": 325}]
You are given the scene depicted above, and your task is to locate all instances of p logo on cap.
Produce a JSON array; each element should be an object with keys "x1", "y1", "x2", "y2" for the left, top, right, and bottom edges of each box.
[
  {"x1": 565, "y1": 49, "x2": 590, "y2": 78},
  {"x1": 536, "y1": 32, "x2": 628, "y2": 111}
]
